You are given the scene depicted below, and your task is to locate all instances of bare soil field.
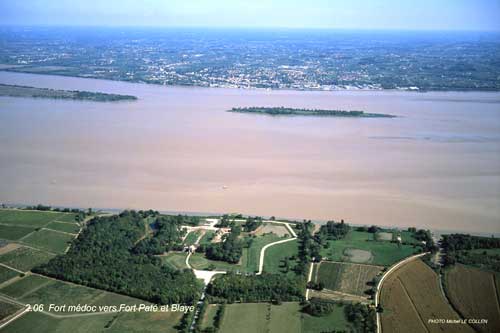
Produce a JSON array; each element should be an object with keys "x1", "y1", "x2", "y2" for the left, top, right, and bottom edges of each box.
[
  {"x1": 254, "y1": 223, "x2": 290, "y2": 237},
  {"x1": 444, "y1": 264, "x2": 500, "y2": 333},
  {"x1": 380, "y1": 259, "x2": 474, "y2": 333},
  {"x1": 344, "y1": 248, "x2": 373, "y2": 263}
]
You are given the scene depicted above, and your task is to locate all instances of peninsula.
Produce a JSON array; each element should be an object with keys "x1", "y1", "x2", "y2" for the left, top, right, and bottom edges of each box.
[{"x1": 0, "y1": 83, "x2": 137, "y2": 102}]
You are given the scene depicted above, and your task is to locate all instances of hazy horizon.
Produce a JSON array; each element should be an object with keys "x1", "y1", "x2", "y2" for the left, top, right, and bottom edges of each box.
[{"x1": 1, "y1": 0, "x2": 499, "y2": 32}]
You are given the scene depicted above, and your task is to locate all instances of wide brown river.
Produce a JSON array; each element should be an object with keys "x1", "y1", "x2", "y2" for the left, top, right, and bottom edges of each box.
[{"x1": 0, "y1": 72, "x2": 499, "y2": 234}]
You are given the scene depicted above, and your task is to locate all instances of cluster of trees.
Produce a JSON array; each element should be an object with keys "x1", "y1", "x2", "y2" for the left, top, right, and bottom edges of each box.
[
  {"x1": 204, "y1": 226, "x2": 243, "y2": 264},
  {"x1": 306, "y1": 281, "x2": 324, "y2": 291},
  {"x1": 302, "y1": 298, "x2": 338, "y2": 317},
  {"x1": 206, "y1": 273, "x2": 305, "y2": 303},
  {"x1": 34, "y1": 211, "x2": 201, "y2": 305},
  {"x1": 215, "y1": 215, "x2": 233, "y2": 228},
  {"x1": 296, "y1": 221, "x2": 321, "y2": 275},
  {"x1": 442, "y1": 234, "x2": 500, "y2": 251},
  {"x1": 345, "y1": 303, "x2": 376, "y2": 333},
  {"x1": 442, "y1": 234, "x2": 500, "y2": 271},
  {"x1": 24, "y1": 204, "x2": 93, "y2": 222},
  {"x1": 133, "y1": 215, "x2": 186, "y2": 255},
  {"x1": 302, "y1": 299, "x2": 376, "y2": 333},
  {"x1": 243, "y1": 217, "x2": 262, "y2": 232},
  {"x1": 318, "y1": 220, "x2": 350, "y2": 240}
]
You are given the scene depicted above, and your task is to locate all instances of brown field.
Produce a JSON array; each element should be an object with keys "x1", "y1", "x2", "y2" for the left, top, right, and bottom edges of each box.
[
  {"x1": 254, "y1": 223, "x2": 290, "y2": 237},
  {"x1": 380, "y1": 259, "x2": 474, "y2": 333},
  {"x1": 444, "y1": 264, "x2": 500, "y2": 333}
]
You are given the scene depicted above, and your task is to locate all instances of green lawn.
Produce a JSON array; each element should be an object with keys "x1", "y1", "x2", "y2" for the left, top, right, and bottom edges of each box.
[
  {"x1": 20, "y1": 279, "x2": 104, "y2": 312},
  {"x1": 183, "y1": 231, "x2": 201, "y2": 246},
  {"x1": 0, "y1": 210, "x2": 69, "y2": 227},
  {"x1": 219, "y1": 302, "x2": 301, "y2": 333},
  {"x1": 301, "y1": 303, "x2": 353, "y2": 333},
  {"x1": 0, "y1": 311, "x2": 115, "y2": 333},
  {"x1": 263, "y1": 239, "x2": 299, "y2": 276},
  {"x1": 0, "y1": 274, "x2": 53, "y2": 299},
  {"x1": 160, "y1": 252, "x2": 189, "y2": 270},
  {"x1": 52, "y1": 214, "x2": 78, "y2": 223},
  {"x1": 200, "y1": 304, "x2": 219, "y2": 330},
  {"x1": 189, "y1": 253, "x2": 242, "y2": 272},
  {"x1": 108, "y1": 311, "x2": 183, "y2": 333},
  {"x1": 21, "y1": 229, "x2": 74, "y2": 253},
  {"x1": 45, "y1": 222, "x2": 80, "y2": 234},
  {"x1": 0, "y1": 266, "x2": 19, "y2": 284},
  {"x1": 320, "y1": 230, "x2": 418, "y2": 266},
  {"x1": 0, "y1": 225, "x2": 36, "y2": 241},
  {"x1": 0, "y1": 247, "x2": 55, "y2": 272},
  {"x1": 241, "y1": 234, "x2": 281, "y2": 273},
  {"x1": 199, "y1": 230, "x2": 215, "y2": 246}
]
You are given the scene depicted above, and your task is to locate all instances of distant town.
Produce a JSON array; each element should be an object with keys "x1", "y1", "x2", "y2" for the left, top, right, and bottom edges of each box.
[{"x1": 0, "y1": 28, "x2": 499, "y2": 92}]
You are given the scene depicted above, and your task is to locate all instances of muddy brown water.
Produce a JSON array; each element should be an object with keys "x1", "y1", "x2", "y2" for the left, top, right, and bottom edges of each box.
[{"x1": 0, "y1": 71, "x2": 499, "y2": 234}]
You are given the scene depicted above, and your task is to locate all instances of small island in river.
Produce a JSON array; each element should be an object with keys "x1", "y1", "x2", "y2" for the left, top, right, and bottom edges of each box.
[
  {"x1": 228, "y1": 106, "x2": 396, "y2": 118},
  {"x1": 0, "y1": 83, "x2": 137, "y2": 102}
]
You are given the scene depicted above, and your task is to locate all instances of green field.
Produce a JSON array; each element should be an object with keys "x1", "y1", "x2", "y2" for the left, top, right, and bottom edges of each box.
[
  {"x1": 21, "y1": 229, "x2": 74, "y2": 253},
  {"x1": 219, "y1": 302, "x2": 301, "y2": 333},
  {"x1": 0, "y1": 247, "x2": 55, "y2": 272},
  {"x1": 0, "y1": 310, "x2": 182, "y2": 333},
  {"x1": 301, "y1": 303, "x2": 353, "y2": 333},
  {"x1": 0, "y1": 210, "x2": 74, "y2": 227},
  {"x1": 189, "y1": 253, "x2": 241, "y2": 271},
  {"x1": 263, "y1": 239, "x2": 299, "y2": 276},
  {"x1": 160, "y1": 252, "x2": 189, "y2": 270},
  {"x1": 200, "y1": 304, "x2": 220, "y2": 330},
  {"x1": 0, "y1": 312, "x2": 115, "y2": 333},
  {"x1": 241, "y1": 234, "x2": 281, "y2": 273},
  {"x1": 183, "y1": 231, "x2": 201, "y2": 246},
  {"x1": 20, "y1": 279, "x2": 104, "y2": 312},
  {"x1": 45, "y1": 222, "x2": 80, "y2": 234},
  {"x1": 0, "y1": 225, "x2": 35, "y2": 241},
  {"x1": 107, "y1": 311, "x2": 183, "y2": 333},
  {"x1": 0, "y1": 266, "x2": 19, "y2": 284},
  {"x1": 52, "y1": 214, "x2": 78, "y2": 223},
  {"x1": 0, "y1": 274, "x2": 53, "y2": 298},
  {"x1": 0, "y1": 299, "x2": 21, "y2": 321},
  {"x1": 199, "y1": 230, "x2": 215, "y2": 245},
  {"x1": 320, "y1": 231, "x2": 418, "y2": 266}
]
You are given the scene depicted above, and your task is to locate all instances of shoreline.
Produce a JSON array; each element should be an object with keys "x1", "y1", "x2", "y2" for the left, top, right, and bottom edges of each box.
[
  {"x1": 2, "y1": 69, "x2": 500, "y2": 95},
  {"x1": 2, "y1": 203, "x2": 498, "y2": 238}
]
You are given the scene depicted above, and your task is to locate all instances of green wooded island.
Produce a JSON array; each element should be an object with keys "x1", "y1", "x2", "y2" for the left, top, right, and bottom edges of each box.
[
  {"x1": 0, "y1": 83, "x2": 137, "y2": 102},
  {"x1": 228, "y1": 107, "x2": 396, "y2": 118}
]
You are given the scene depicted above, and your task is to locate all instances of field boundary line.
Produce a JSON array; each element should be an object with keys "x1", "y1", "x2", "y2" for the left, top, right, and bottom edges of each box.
[
  {"x1": 15, "y1": 278, "x2": 54, "y2": 300},
  {"x1": 40, "y1": 227, "x2": 77, "y2": 236},
  {"x1": 397, "y1": 277, "x2": 430, "y2": 333},
  {"x1": 0, "y1": 262, "x2": 25, "y2": 274},
  {"x1": 375, "y1": 252, "x2": 428, "y2": 333},
  {"x1": 321, "y1": 260, "x2": 384, "y2": 269},
  {"x1": 0, "y1": 306, "x2": 29, "y2": 330},
  {"x1": 13, "y1": 243, "x2": 57, "y2": 256}
]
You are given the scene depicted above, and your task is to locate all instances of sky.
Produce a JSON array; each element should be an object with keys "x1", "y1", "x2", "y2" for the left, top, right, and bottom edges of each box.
[{"x1": 1, "y1": 0, "x2": 499, "y2": 31}]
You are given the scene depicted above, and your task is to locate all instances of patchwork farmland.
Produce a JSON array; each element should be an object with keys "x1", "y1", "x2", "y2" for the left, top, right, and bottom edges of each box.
[
  {"x1": 444, "y1": 264, "x2": 500, "y2": 333},
  {"x1": 380, "y1": 259, "x2": 474, "y2": 333}
]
